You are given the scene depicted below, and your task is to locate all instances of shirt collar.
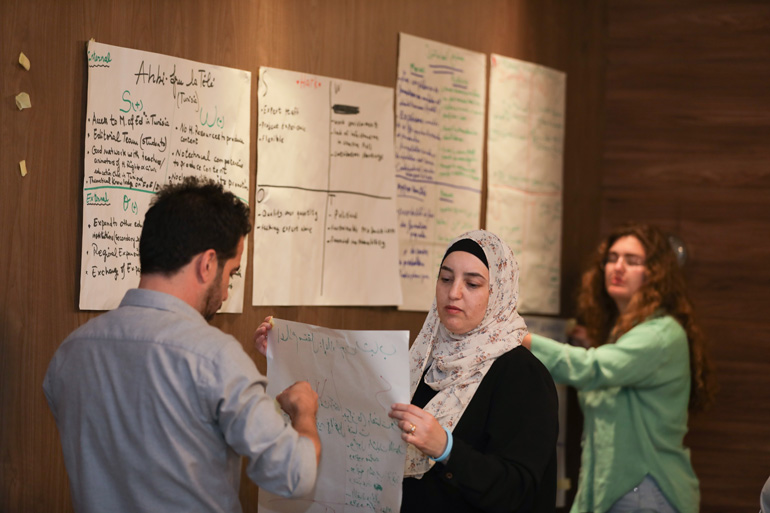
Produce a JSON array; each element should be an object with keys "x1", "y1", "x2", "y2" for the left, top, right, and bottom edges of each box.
[{"x1": 119, "y1": 288, "x2": 205, "y2": 324}]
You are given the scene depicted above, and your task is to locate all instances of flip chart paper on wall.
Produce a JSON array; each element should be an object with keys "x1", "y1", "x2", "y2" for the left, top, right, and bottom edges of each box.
[
  {"x1": 79, "y1": 41, "x2": 251, "y2": 312},
  {"x1": 254, "y1": 67, "x2": 402, "y2": 306},
  {"x1": 486, "y1": 54, "x2": 566, "y2": 314},
  {"x1": 261, "y1": 318, "x2": 410, "y2": 513},
  {"x1": 395, "y1": 34, "x2": 487, "y2": 311}
]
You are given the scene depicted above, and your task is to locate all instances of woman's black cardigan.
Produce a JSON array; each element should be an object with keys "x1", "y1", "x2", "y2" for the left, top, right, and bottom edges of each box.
[{"x1": 401, "y1": 346, "x2": 559, "y2": 513}]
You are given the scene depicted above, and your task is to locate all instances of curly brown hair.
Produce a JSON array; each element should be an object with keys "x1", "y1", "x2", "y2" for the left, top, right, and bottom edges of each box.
[{"x1": 576, "y1": 222, "x2": 715, "y2": 413}]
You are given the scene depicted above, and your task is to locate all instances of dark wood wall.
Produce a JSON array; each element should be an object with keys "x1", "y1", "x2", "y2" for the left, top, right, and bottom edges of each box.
[
  {"x1": 602, "y1": 1, "x2": 770, "y2": 510},
  {"x1": 0, "y1": 1, "x2": 606, "y2": 511}
]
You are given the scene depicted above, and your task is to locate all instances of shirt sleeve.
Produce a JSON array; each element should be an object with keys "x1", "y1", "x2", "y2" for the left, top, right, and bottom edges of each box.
[
  {"x1": 42, "y1": 356, "x2": 59, "y2": 421},
  {"x1": 530, "y1": 316, "x2": 687, "y2": 390},
  {"x1": 435, "y1": 352, "x2": 559, "y2": 511},
  {"x1": 201, "y1": 340, "x2": 317, "y2": 498}
]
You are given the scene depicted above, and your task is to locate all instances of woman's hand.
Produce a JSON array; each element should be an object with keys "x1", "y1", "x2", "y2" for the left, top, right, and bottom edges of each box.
[
  {"x1": 389, "y1": 403, "x2": 447, "y2": 458},
  {"x1": 568, "y1": 324, "x2": 593, "y2": 348},
  {"x1": 524, "y1": 327, "x2": 592, "y2": 350},
  {"x1": 253, "y1": 316, "x2": 274, "y2": 356}
]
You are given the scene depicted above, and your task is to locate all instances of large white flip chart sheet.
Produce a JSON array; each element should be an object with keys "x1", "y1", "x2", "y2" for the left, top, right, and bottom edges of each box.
[
  {"x1": 486, "y1": 54, "x2": 566, "y2": 314},
  {"x1": 79, "y1": 42, "x2": 251, "y2": 312},
  {"x1": 254, "y1": 67, "x2": 402, "y2": 306},
  {"x1": 395, "y1": 34, "x2": 487, "y2": 311},
  {"x1": 261, "y1": 318, "x2": 410, "y2": 513}
]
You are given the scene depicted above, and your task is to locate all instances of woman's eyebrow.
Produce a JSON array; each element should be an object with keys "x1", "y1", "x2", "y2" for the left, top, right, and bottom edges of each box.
[{"x1": 440, "y1": 265, "x2": 487, "y2": 280}]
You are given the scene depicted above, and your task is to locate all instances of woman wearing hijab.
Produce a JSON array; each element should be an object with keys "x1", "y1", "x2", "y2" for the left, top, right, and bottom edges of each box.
[
  {"x1": 254, "y1": 230, "x2": 559, "y2": 512},
  {"x1": 389, "y1": 230, "x2": 559, "y2": 512},
  {"x1": 523, "y1": 223, "x2": 715, "y2": 513}
]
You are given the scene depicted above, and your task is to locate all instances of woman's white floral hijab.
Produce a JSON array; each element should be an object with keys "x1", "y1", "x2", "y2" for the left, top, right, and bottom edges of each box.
[{"x1": 404, "y1": 229, "x2": 526, "y2": 477}]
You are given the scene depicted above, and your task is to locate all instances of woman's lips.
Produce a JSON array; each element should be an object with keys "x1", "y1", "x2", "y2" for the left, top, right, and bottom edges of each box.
[{"x1": 445, "y1": 306, "x2": 462, "y2": 314}]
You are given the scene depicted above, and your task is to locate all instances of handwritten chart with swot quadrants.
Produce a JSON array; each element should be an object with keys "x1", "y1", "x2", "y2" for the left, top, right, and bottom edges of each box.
[
  {"x1": 254, "y1": 67, "x2": 402, "y2": 306},
  {"x1": 261, "y1": 318, "x2": 410, "y2": 513},
  {"x1": 486, "y1": 54, "x2": 566, "y2": 314},
  {"x1": 396, "y1": 34, "x2": 486, "y2": 311},
  {"x1": 79, "y1": 42, "x2": 251, "y2": 311}
]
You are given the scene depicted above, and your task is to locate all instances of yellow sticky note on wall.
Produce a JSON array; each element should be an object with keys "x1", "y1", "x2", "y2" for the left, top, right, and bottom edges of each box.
[
  {"x1": 19, "y1": 52, "x2": 31, "y2": 70},
  {"x1": 19, "y1": 160, "x2": 28, "y2": 177},
  {"x1": 15, "y1": 92, "x2": 31, "y2": 110}
]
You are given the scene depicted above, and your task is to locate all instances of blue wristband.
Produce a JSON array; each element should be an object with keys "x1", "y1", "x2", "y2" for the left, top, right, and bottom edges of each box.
[{"x1": 431, "y1": 426, "x2": 453, "y2": 463}]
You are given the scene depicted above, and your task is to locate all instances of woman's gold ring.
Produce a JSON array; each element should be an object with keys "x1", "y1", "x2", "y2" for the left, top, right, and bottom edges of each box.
[{"x1": 409, "y1": 423, "x2": 416, "y2": 434}]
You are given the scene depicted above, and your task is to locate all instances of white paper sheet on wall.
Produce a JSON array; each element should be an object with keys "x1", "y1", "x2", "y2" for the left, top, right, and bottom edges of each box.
[
  {"x1": 261, "y1": 318, "x2": 410, "y2": 513},
  {"x1": 486, "y1": 54, "x2": 566, "y2": 314},
  {"x1": 395, "y1": 34, "x2": 487, "y2": 311},
  {"x1": 79, "y1": 41, "x2": 251, "y2": 312},
  {"x1": 253, "y1": 67, "x2": 402, "y2": 306}
]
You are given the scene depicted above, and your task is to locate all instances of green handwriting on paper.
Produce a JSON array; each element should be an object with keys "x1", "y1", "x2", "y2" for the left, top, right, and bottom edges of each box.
[
  {"x1": 119, "y1": 90, "x2": 143, "y2": 113},
  {"x1": 88, "y1": 49, "x2": 112, "y2": 65},
  {"x1": 200, "y1": 105, "x2": 224, "y2": 128},
  {"x1": 122, "y1": 194, "x2": 138, "y2": 215},
  {"x1": 86, "y1": 191, "x2": 109, "y2": 205}
]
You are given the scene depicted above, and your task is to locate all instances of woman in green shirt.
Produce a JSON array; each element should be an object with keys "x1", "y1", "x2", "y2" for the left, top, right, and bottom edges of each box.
[{"x1": 523, "y1": 223, "x2": 715, "y2": 513}]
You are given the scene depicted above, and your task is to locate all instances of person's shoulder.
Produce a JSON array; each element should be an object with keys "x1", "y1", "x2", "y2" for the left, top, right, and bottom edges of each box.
[
  {"x1": 58, "y1": 308, "x2": 121, "y2": 346},
  {"x1": 492, "y1": 345, "x2": 553, "y2": 379},
  {"x1": 98, "y1": 299, "x2": 241, "y2": 360},
  {"x1": 653, "y1": 314, "x2": 685, "y2": 331},
  {"x1": 137, "y1": 315, "x2": 255, "y2": 382},
  {"x1": 498, "y1": 344, "x2": 542, "y2": 363},
  {"x1": 486, "y1": 346, "x2": 558, "y2": 403},
  {"x1": 631, "y1": 314, "x2": 686, "y2": 343},
  {"x1": 167, "y1": 316, "x2": 243, "y2": 358}
]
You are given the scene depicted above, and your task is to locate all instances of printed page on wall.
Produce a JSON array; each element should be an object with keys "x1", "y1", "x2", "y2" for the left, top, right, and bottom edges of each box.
[
  {"x1": 80, "y1": 41, "x2": 251, "y2": 312},
  {"x1": 261, "y1": 318, "x2": 410, "y2": 513},
  {"x1": 254, "y1": 67, "x2": 402, "y2": 306},
  {"x1": 486, "y1": 54, "x2": 566, "y2": 314},
  {"x1": 396, "y1": 34, "x2": 486, "y2": 311}
]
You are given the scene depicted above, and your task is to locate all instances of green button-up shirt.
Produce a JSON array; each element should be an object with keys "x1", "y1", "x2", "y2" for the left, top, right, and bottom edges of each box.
[{"x1": 531, "y1": 315, "x2": 699, "y2": 513}]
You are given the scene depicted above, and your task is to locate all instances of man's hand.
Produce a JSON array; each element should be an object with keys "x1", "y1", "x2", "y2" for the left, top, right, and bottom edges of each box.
[{"x1": 277, "y1": 381, "x2": 321, "y2": 465}]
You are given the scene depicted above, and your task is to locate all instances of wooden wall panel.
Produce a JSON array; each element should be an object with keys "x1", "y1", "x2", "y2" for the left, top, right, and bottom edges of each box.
[
  {"x1": 602, "y1": 1, "x2": 770, "y2": 510},
  {"x1": 0, "y1": 1, "x2": 606, "y2": 511}
]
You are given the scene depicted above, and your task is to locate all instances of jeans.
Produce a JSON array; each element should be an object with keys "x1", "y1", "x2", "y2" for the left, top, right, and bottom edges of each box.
[{"x1": 606, "y1": 475, "x2": 678, "y2": 513}]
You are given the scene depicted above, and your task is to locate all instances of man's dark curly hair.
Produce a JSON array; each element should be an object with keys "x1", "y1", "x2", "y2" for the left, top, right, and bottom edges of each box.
[{"x1": 139, "y1": 177, "x2": 251, "y2": 275}]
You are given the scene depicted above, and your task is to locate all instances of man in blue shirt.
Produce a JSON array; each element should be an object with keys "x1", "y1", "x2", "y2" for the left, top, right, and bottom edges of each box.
[{"x1": 44, "y1": 178, "x2": 320, "y2": 513}]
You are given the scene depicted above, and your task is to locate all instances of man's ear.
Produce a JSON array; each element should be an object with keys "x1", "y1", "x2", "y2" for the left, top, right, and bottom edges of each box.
[{"x1": 195, "y1": 249, "x2": 219, "y2": 284}]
